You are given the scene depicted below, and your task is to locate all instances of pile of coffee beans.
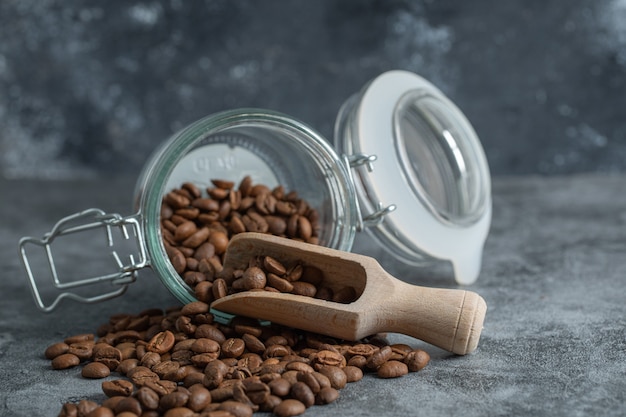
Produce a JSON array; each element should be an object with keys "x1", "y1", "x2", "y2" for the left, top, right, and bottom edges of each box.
[
  {"x1": 47, "y1": 302, "x2": 430, "y2": 417},
  {"x1": 45, "y1": 178, "x2": 430, "y2": 416}
]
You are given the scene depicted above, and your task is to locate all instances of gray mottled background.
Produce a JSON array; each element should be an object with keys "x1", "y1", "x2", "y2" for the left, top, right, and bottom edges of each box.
[{"x1": 0, "y1": 0, "x2": 625, "y2": 180}]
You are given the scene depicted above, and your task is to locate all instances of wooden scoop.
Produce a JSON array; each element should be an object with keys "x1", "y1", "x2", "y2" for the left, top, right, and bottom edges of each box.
[{"x1": 212, "y1": 233, "x2": 487, "y2": 355}]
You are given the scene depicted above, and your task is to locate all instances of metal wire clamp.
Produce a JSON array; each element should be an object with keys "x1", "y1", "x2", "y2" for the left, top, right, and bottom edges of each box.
[{"x1": 19, "y1": 208, "x2": 148, "y2": 313}]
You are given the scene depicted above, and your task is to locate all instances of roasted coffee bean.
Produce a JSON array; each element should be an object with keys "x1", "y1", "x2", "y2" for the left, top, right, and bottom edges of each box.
[
  {"x1": 160, "y1": 390, "x2": 190, "y2": 410},
  {"x1": 93, "y1": 345, "x2": 122, "y2": 370},
  {"x1": 51, "y1": 353, "x2": 80, "y2": 370},
  {"x1": 266, "y1": 273, "x2": 294, "y2": 293},
  {"x1": 163, "y1": 407, "x2": 195, "y2": 417},
  {"x1": 135, "y1": 387, "x2": 160, "y2": 410},
  {"x1": 191, "y1": 338, "x2": 221, "y2": 354},
  {"x1": 342, "y1": 365, "x2": 364, "y2": 382},
  {"x1": 117, "y1": 358, "x2": 139, "y2": 375},
  {"x1": 81, "y1": 361, "x2": 111, "y2": 379},
  {"x1": 367, "y1": 345, "x2": 393, "y2": 370},
  {"x1": 313, "y1": 350, "x2": 346, "y2": 368},
  {"x1": 114, "y1": 397, "x2": 142, "y2": 415},
  {"x1": 347, "y1": 343, "x2": 378, "y2": 358},
  {"x1": 390, "y1": 343, "x2": 413, "y2": 360},
  {"x1": 222, "y1": 338, "x2": 246, "y2": 358},
  {"x1": 45, "y1": 342, "x2": 69, "y2": 359},
  {"x1": 404, "y1": 349, "x2": 430, "y2": 372},
  {"x1": 234, "y1": 267, "x2": 266, "y2": 290},
  {"x1": 212, "y1": 278, "x2": 228, "y2": 300},
  {"x1": 187, "y1": 384, "x2": 212, "y2": 412},
  {"x1": 290, "y1": 281, "x2": 317, "y2": 297},
  {"x1": 377, "y1": 360, "x2": 409, "y2": 378},
  {"x1": 290, "y1": 381, "x2": 315, "y2": 408},
  {"x1": 181, "y1": 301, "x2": 210, "y2": 316},
  {"x1": 139, "y1": 351, "x2": 161, "y2": 368},
  {"x1": 102, "y1": 379, "x2": 133, "y2": 397},
  {"x1": 317, "y1": 365, "x2": 347, "y2": 390},
  {"x1": 241, "y1": 333, "x2": 265, "y2": 354},
  {"x1": 85, "y1": 406, "x2": 114, "y2": 417},
  {"x1": 152, "y1": 360, "x2": 180, "y2": 378},
  {"x1": 144, "y1": 379, "x2": 178, "y2": 397},
  {"x1": 273, "y1": 399, "x2": 306, "y2": 417},
  {"x1": 217, "y1": 400, "x2": 254, "y2": 417},
  {"x1": 147, "y1": 330, "x2": 175, "y2": 354},
  {"x1": 128, "y1": 367, "x2": 159, "y2": 387},
  {"x1": 316, "y1": 386, "x2": 340, "y2": 405},
  {"x1": 76, "y1": 400, "x2": 98, "y2": 417},
  {"x1": 346, "y1": 354, "x2": 367, "y2": 369}
]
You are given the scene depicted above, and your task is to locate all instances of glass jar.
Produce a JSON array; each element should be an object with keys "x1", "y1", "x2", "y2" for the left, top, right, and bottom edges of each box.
[{"x1": 19, "y1": 70, "x2": 491, "y2": 313}]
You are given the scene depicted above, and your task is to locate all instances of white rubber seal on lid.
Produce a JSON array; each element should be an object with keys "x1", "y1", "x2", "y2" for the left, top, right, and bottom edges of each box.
[{"x1": 349, "y1": 70, "x2": 491, "y2": 285}]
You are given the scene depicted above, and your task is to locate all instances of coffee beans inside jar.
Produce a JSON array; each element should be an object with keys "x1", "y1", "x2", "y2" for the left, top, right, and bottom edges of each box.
[{"x1": 161, "y1": 177, "x2": 359, "y2": 304}]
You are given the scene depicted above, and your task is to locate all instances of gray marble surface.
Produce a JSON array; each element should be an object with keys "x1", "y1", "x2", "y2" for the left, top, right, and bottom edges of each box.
[{"x1": 0, "y1": 174, "x2": 625, "y2": 416}]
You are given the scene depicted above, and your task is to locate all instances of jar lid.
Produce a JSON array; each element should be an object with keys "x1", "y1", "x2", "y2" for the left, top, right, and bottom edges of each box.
[{"x1": 337, "y1": 70, "x2": 492, "y2": 285}]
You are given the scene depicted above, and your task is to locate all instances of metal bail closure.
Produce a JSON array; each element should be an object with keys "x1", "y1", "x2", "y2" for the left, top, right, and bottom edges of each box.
[
  {"x1": 19, "y1": 208, "x2": 149, "y2": 312},
  {"x1": 344, "y1": 153, "x2": 397, "y2": 231}
]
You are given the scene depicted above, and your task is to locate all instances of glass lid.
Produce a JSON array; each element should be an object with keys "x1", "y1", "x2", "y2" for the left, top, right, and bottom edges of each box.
[{"x1": 337, "y1": 70, "x2": 492, "y2": 285}]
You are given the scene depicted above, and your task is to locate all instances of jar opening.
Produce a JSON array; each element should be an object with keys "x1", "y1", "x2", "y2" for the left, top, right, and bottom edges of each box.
[{"x1": 393, "y1": 89, "x2": 488, "y2": 226}]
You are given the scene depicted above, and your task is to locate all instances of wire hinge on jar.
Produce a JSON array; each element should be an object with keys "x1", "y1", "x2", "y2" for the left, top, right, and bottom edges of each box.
[
  {"x1": 19, "y1": 208, "x2": 149, "y2": 313},
  {"x1": 344, "y1": 153, "x2": 397, "y2": 231}
]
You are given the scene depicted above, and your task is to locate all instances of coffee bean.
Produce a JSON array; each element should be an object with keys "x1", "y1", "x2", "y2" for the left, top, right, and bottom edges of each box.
[
  {"x1": 217, "y1": 400, "x2": 254, "y2": 417},
  {"x1": 290, "y1": 281, "x2": 317, "y2": 297},
  {"x1": 117, "y1": 358, "x2": 139, "y2": 375},
  {"x1": 163, "y1": 407, "x2": 195, "y2": 417},
  {"x1": 290, "y1": 381, "x2": 315, "y2": 408},
  {"x1": 367, "y1": 345, "x2": 393, "y2": 370},
  {"x1": 102, "y1": 379, "x2": 133, "y2": 397},
  {"x1": 76, "y1": 400, "x2": 98, "y2": 417},
  {"x1": 404, "y1": 349, "x2": 430, "y2": 371},
  {"x1": 93, "y1": 345, "x2": 122, "y2": 370},
  {"x1": 377, "y1": 360, "x2": 409, "y2": 378},
  {"x1": 81, "y1": 362, "x2": 111, "y2": 379},
  {"x1": 160, "y1": 390, "x2": 189, "y2": 410},
  {"x1": 222, "y1": 338, "x2": 246, "y2": 358},
  {"x1": 128, "y1": 367, "x2": 159, "y2": 387},
  {"x1": 85, "y1": 406, "x2": 114, "y2": 417},
  {"x1": 114, "y1": 397, "x2": 142, "y2": 415},
  {"x1": 51, "y1": 353, "x2": 80, "y2": 370},
  {"x1": 212, "y1": 278, "x2": 228, "y2": 300},
  {"x1": 342, "y1": 365, "x2": 364, "y2": 382},
  {"x1": 313, "y1": 350, "x2": 346, "y2": 368},
  {"x1": 316, "y1": 386, "x2": 339, "y2": 405},
  {"x1": 273, "y1": 399, "x2": 306, "y2": 417},
  {"x1": 136, "y1": 387, "x2": 160, "y2": 410},
  {"x1": 189, "y1": 338, "x2": 219, "y2": 355},
  {"x1": 146, "y1": 330, "x2": 175, "y2": 354},
  {"x1": 45, "y1": 342, "x2": 69, "y2": 359},
  {"x1": 144, "y1": 380, "x2": 177, "y2": 397},
  {"x1": 317, "y1": 365, "x2": 347, "y2": 390},
  {"x1": 187, "y1": 384, "x2": 212, "y2": 411}
]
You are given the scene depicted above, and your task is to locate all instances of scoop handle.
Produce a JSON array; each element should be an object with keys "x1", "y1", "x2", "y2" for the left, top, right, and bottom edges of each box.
[{"x1": 389, "y1": 281, "x2": 487, "y2": 355}]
